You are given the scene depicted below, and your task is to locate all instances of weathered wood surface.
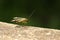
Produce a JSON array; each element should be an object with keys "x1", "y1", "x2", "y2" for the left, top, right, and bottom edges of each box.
[{"x1": 0, "y1": 22, "x2": 60, "y2": 40}]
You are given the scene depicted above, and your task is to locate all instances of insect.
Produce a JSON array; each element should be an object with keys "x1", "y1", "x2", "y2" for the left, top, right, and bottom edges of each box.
[
  {"x1": 11, "y1": 17, "x2": 28, "y2": 24},
  {"x1": 11, "y1": 9, "x2": 35, "y2": 27}
]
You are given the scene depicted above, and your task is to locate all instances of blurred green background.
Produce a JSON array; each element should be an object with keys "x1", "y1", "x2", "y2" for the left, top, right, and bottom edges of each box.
[{"x1": 0, "y1": 0, "x2": 60, "y2": 29}]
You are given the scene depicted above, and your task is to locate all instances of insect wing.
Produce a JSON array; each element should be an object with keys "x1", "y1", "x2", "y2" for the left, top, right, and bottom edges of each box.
[{"x1": 11, "y1": 17, "x2": 22, "y2": 22}]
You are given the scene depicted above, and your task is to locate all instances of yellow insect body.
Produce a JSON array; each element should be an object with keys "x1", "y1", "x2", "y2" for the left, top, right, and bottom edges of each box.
[{"x1": 11, "y1": 17, "x2": 28, "y2": 23}]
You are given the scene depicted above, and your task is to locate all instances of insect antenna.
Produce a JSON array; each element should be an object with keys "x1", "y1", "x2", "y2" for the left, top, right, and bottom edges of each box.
[{"x1": 28, "y1": 9, "x2": 36, "y2": 19}]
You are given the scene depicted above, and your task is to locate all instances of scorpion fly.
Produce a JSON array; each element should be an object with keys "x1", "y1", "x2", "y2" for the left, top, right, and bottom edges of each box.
[{"x1": 11, "y1": 9, "x2": 35, "y2": 27}]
